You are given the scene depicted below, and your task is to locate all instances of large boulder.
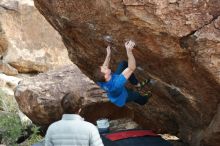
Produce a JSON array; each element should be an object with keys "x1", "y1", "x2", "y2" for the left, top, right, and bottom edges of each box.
[
  {"x1": 0, "y1": 0, "x2": 72, "y2": 73},
  {"x1": 16, "y1": 0, "x2": 220, "y2": 145},
  {"x1": 14, "y1": 65, "x2": 133, "y2": 126}
]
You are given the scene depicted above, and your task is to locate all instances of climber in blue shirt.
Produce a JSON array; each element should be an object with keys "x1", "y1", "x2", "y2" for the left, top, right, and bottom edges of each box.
[{"x1": 94, "y1": 40, "x2": 150, "y2": 107}]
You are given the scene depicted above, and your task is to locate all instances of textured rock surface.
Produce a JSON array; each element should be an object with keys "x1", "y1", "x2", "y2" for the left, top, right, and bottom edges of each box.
[
  {"x1": 22, "y1": 0, "x2": 220, "y2": 145},
  {"x1": 200, "y1": 105, "x2": 220, "y2": 146},
  {"x1": 0, "y1": 33, "x2": 7, "y2": 57},
  {"x1": 0, "y1": 0, "x2": 72, "y2": 73}
]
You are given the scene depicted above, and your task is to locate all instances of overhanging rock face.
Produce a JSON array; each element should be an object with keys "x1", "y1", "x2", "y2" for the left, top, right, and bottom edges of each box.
[{"x1": 24, "y1": 0, "x2": 220, "y2": 145}]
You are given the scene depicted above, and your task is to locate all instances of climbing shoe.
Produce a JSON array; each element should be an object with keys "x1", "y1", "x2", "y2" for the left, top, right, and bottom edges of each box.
[
  {"x1": 136, "y1": 79, "x2": 151, "y2": 90},
  {"x1": 144, "y1": 90, "x2": 152, "y2": 98}
]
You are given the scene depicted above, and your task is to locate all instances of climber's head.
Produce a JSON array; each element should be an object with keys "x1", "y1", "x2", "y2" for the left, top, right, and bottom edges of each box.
[{"x1": 94, "y1": 66, "x2": 111, "y2": 82}]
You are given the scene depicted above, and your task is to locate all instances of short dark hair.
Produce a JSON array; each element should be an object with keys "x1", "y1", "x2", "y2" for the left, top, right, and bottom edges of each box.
[
  {"x1": 94, "y1": 67, "x2": 105, "y2": 82},
  {"x1": 61, "y1": 92, "x2": 83, "y2": 114}
]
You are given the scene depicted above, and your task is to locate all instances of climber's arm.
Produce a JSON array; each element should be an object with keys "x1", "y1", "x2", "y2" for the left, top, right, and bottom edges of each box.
[
  {"x1": 122, "y1": 40, "x2": 136, "y2": 79},
  {"x1": 102, "y1": 46, "x2": 111, "y2": 68}
]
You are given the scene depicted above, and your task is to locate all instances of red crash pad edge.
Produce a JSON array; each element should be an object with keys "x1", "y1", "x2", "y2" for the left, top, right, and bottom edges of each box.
[{"x1": 104, "y1": 130, "x2": 160, "y2": 141}]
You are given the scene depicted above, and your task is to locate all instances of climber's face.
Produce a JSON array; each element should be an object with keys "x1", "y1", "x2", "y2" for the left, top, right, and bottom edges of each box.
[{"x1": 100, "y1": 66, "x2": 111, "y2": 80}]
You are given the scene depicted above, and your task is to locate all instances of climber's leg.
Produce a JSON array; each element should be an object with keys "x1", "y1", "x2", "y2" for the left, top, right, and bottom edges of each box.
[{"x1": 126, "y1": 88, "x2": 150, "y2": 105}]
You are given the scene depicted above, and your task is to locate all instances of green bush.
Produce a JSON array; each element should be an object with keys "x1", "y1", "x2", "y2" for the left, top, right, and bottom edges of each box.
[
  {"x1": 0, "y1": 89, "x2": 43, "y2": 145},
  {"x1": 0, "y1": 113, "x2": 23, "y2": 145},
  {"x1": 0, "y1": 89, "x2": 5, "y2": 111},
  {"x1": 0, "y1": 88, "x2": 22, "y2": 145},
  {"x1": 0, "y1": 113, "x2": 43, "y2": 145},
  {"x1": 25, "y1": 125, "x2": 43, "y2": 146}
]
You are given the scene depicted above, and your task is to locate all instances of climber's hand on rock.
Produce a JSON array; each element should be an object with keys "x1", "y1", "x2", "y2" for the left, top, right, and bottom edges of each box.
[{"x1": 125, "y1": 40, "x2": 135, "y2": 51}]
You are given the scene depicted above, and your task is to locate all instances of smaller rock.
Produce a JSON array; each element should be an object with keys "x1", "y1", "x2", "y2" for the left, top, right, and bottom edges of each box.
[
  {"x1": 18, "y1": 110, "x2": 32, "y2": 126},
  {"x1": 0, "y1": 60, "x2": 18, "y2": 76},
  {"x1": 0, "y1": 73, "x2": 21, "y2": 89},
  {"x1": 109, "y1": 118, "x2": 140, "y2": 132}
]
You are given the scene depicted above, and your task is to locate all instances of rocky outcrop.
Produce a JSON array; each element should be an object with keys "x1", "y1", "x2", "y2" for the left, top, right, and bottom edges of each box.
[
  {"x1": 0, "y1": 0, "x2": 72, "y2": 73},
  {"x1": 17, "y1": 0, "x2": 220, "y2": 145}
]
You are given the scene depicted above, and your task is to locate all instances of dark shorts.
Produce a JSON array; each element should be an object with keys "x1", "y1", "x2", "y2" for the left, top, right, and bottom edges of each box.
[{"x1": 126, "y1": 88, "x2": 149, "y2": 105}]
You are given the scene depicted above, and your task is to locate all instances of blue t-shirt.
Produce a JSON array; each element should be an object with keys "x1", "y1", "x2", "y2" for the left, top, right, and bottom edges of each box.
[{"x1": 98, "y1": 73, "x2": 128, "y2": 107}]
